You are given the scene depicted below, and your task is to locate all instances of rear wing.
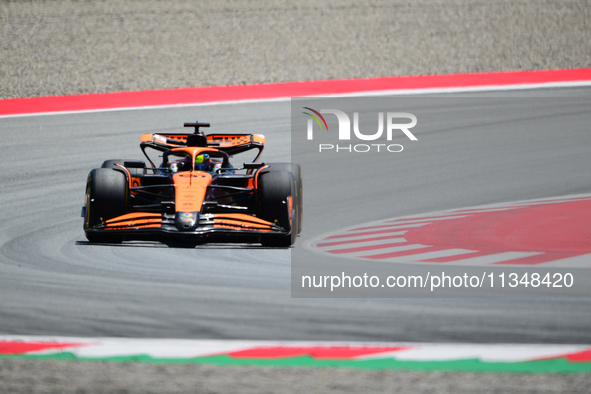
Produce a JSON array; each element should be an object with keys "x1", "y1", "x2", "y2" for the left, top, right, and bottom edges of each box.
[{"x1": 140, "y1": 132, "x2": 266, "y2": 159}]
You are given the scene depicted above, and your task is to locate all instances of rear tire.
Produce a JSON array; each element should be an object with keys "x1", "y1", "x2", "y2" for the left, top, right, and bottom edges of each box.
[
  {"x1": 84, "y1": 168, "x2": 128, "y2": 243},
  {"x1": 258, "y1": 170, "x2": 297, "y2": 247},
  {"x1": 265, "y1": 163, "x2": 302, "y2": 234}
]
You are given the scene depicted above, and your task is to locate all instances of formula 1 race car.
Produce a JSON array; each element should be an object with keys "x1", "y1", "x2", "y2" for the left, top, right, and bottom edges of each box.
[{"x1": 82, "y1": 122, "x2": 302, "y2": 246}]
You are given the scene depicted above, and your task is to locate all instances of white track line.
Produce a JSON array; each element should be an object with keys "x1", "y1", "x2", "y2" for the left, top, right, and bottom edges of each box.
[
  {"x1": 327, "y1": 223, "x2": 429, "y2": 238},
  {"x1": 318, "y1": 238, "x2": 408, "y2": 252},
  {"x1": 349, "y1": 244, "x2": 431, "y2": 259},
  {"x1": 449, "y1": 252, "x2": 544, "y2": 266},
  {"x1": 382, "y1": 249, "x2": 479, "y2": 263},
  {"x1": 377, "y1": 215, "x2": 470, "y2": 225},
  {"x1": 357, "y1": 343, "x2": 589, "y2": 362},
  {"x1": 542, "y1": 253, "x2": 591, "y2": 268}
]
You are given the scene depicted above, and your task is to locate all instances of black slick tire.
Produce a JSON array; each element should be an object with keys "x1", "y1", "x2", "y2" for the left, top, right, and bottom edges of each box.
[
  {"x1": 264, "y1": 163, "x2": 303, "y2": 234},
  {"x1": 84, "y1": 168, "x2": 128, "y2": 243},
  {"x1": 258, "y1": 170, "x2": 297, "y2": 247}
]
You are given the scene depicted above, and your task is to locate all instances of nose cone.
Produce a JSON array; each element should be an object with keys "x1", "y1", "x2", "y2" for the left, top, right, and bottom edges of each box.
[{"x1": 175, "y1": 212, "x2": 199, "y2": 231}]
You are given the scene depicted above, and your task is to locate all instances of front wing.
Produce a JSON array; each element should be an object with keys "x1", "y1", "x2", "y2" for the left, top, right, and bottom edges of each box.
[{"x1": 85, "y1": 212, "x2": 290, "y2": 243}]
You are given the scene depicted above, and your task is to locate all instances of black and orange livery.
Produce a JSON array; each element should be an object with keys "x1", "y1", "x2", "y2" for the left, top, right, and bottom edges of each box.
[{"x1": 83, "y1": 122, "x2": 302, "y2": 246}]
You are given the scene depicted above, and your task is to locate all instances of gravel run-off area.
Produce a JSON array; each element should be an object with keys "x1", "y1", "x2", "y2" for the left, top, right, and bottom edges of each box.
[
  {"x1": 1, "y1": 0, "x2": 590, "y2": 99},
  {"x1": 1, "y1": 358, "x2": 591, "y2": 394},
  {"x1": 1, "y1": 0, "x2": 590, "y2": 393}
]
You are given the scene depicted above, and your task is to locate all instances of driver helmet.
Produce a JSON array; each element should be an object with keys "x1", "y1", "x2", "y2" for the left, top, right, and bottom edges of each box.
[{"x1": 194, "y1": 153, "x2": 212, "y2": 171}]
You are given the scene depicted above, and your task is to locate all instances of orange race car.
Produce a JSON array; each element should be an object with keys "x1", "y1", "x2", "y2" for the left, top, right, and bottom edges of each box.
[{"x1": 82, "y1": 122, "x2": 302, "y2": 246}]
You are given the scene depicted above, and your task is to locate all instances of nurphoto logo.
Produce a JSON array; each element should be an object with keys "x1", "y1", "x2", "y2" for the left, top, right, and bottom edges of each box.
[{"x1": 302, "y1": 107, "x2": 418, "y2": 153}]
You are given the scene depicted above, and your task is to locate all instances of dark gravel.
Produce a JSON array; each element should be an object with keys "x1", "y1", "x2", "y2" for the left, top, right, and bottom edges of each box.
[
  {"x1": 1, "y1": 358, "x2": 591, "y2": 394},
  {"x1": 1, "y1": 0, "x2": 590, "y2": 99},
  {"x1": 0, "y1": 1, "x2": 589, "y2": 393}
]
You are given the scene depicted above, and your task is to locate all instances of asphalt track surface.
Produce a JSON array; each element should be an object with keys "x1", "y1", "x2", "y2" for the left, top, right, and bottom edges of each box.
[{"x1": 1, "y1": 87, "x2": 591, "y2": 345}]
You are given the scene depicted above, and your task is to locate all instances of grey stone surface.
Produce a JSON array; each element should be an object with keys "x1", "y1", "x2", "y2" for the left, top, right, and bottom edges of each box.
[
  {"x1": 1, "y1": 358, "x2": 591, "y2": 394},
  {"x1": 1, "y1": 0, "x2": 590, "y2": 99}
]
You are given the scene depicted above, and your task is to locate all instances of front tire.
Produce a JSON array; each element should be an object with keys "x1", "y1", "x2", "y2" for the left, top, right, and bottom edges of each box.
[
  {"x1": 84, "y1": 168, "x2": 128, "y2": 243},
  {"x1": 258, "y1": 170, "x2": 298, "y2": 247},
  {"x1": 265, "y1": 163, "x2": 303, "y2": 234}
]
